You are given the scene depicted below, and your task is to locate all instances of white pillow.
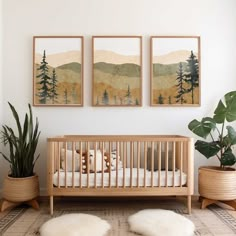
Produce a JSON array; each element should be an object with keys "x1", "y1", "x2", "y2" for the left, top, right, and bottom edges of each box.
[{"x1": 61, "y1": 148, "x2": 80, "y2": 172}]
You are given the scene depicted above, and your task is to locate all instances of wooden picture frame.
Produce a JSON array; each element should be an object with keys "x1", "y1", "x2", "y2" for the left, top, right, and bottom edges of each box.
[
  {"x1": 92, "y1": 36, "x2": 142, "y2": 106},
  {"x1": 150, "y1": 36, "x2": 201, "y2": 106},
  {"x1": 33, "y1": 36, "x2": 84, "y2": 106}
]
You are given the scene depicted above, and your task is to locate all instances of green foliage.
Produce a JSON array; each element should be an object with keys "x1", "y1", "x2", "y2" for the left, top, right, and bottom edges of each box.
[
  {"x1": 0, "y1": 103, "x2": 41, "y2": 177},
  {"x1": 188, "y1": 91, "x2": 236, "y2": 168},
  {"x1": 57, "y1": 62, "x2": 81, "y2": 73},
  {"x1": 94, "y1": 62, "x2": 140, "y2": 77},
  {"x1": 153, "y1": 63, "x2": 187, "y2": 77}
]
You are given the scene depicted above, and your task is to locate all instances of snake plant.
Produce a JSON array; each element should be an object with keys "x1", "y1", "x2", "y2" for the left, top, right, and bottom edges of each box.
[
  {"x1": 188, "y1": 91, "x2": 236, "y2": 169},
  {"x1": 0, "y1": 102, "x2": 41, "y2": 177}
]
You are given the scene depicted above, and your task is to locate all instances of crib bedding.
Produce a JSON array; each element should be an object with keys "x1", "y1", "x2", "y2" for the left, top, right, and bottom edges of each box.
[{"x1": 53, "y1": 168, "x2": 187, "y2": 187}]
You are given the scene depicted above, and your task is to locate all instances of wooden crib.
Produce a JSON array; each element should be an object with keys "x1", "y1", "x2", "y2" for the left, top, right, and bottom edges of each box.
[{"x1": 47, "y1": 135, "x2": 194, "y2": 215}]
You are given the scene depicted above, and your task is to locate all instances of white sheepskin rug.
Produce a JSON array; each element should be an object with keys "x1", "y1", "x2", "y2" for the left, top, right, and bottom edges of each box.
[
  {"x1": 39, "y1": 213, "x2": 111, "y2": 236},
  {"x1": 128, "y1": 209, "x2": 195, "y2": 236}
]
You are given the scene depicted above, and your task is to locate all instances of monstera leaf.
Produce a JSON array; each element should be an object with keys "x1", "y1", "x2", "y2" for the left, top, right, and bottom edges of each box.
[
  {"x1": 221, "y1": 148, "x2": 236, "y2": 166},
  {"x1": 194, "y1": 140, "x2": 221, "y2": 159},
  {"x1": 213, "y1": 91, "x2": 236, "y2": 123},
  {"x1": 188, "y1": 117, "x2": 216, "y2": 139}
]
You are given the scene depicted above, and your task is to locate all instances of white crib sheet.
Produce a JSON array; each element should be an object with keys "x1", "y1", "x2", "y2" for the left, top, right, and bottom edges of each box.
[{"x1": 53, "y1": 168, "x2": 187, "y2": 187}]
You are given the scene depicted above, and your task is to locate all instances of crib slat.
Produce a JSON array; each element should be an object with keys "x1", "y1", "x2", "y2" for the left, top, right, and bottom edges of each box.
[
  {"x1": 158, "y1": 142, "x2": 161, "y2": 187},
  {"x1": 94, "y1": 142, "x2": 97, "y2": 188},
  {"x1": 165, "y1": 142, "x2": 168, "y2": 187},
  {"x1": 116, "y1": 142, "x2": 119, "y2": 187},
  {"x1": 109, "y1": 142, "x2": 112, "y2": 188},
  {"x1": 79, "y1": 142, "x2": 82, "y2": 188},
  {"x1": 130, "y1": 142, "x2": 134, "y2": 188},
  {"x1": 72, "y1": 142, "x2": 75, "y2": 188},
  {"x1": 137, "y1": 142, "x2": 140, "y2": 187},
  {"x1": 87, "y1": 142, "x2": 90, "y2": 188},
  {"x1": 123, "y1": 142, "x2": 126, "y2": 188},
  {"x1": 180, "y1": 142, "x2": 183, "y2": 187},
  {"x1": 58, "y1": 143, "x2": 61, "y2": 188},
  {"x1": 172, "y1": 141, "x2": 176, "y2": 187},
  {"x1": 144, "y1": 142, "x2": 147, "y2": 188},
  {"x1": 102, "y1": 142, "x2": 104, "y2": 188},
  {"x1": 151, "y1": 142, "x2": 154, "y2": 187}
]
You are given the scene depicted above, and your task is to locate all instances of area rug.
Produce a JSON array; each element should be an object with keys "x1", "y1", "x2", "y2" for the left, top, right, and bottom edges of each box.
[
  {"x1": 128, "y1": 209, "x2": 195, "y2": 236},
  {"x1": 1, "y1": 198, "x2": 236, "y2": 236},
  {"x1": 39, "y1": 213, "x2": 110, "y2": 236}
]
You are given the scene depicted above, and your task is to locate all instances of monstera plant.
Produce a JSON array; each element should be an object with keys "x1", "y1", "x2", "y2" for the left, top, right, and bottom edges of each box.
[{"x1": 188, "y1": 91, "x2": 236, "y2": 169}]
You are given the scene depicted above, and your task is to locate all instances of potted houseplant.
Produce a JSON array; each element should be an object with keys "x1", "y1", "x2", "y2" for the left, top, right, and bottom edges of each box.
[
  {"x1": 188, "y1": 90, "x2": 236, "y2": 209},
  {"x1": 0, "y1": 102, "x2": 41, "y2": 212}
]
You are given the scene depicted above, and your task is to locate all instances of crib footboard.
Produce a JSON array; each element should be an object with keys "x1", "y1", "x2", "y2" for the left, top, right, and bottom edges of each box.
[{"x1": 47, "y1": 135, "x2": 194, "y2": 215}]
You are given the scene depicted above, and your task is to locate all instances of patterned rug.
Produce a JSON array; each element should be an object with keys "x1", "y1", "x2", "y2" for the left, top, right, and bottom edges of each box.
[{"x1": 0, "y1": 198, "x2": 236, "y2": 236}]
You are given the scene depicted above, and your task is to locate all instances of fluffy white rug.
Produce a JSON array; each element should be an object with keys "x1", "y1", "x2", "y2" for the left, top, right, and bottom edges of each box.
[
  {"x1": 39, "y1": 213, "x2": 111, "y2": 236},
  {"x1": 128, "y1": 209, "x2": 195, "y2": 236}
]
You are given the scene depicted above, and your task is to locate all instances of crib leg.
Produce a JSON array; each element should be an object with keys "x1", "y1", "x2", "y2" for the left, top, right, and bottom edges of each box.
[
  {"x1": 50, "y1": 196, "x2": 53, "y2": 215},
  {"x1": 187, "y1": 195, "x2": 191, "y2": 214}
]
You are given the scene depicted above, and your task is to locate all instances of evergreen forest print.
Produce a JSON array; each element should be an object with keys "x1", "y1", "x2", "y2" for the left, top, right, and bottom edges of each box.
[
  {"x1": 93, "y1": 36, "x2": 142, "y2": 106},
  {"x1": 151, "y1": 36, "x2": 200, "y2": 106},
  {"x1": 33, "y1": 36, "x2": 83, "y2": 106}
]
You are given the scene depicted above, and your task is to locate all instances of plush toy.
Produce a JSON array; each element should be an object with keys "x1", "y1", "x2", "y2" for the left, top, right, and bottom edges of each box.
[
  {"x1": 105, "y1": 150, "x2": 123, "y2": 171},
  {"x1": 76, "y1": 150, "x2": 111, "y2": 173}
]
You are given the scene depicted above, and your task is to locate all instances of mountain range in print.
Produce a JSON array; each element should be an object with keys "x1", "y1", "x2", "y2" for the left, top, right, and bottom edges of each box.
[
  {"x1": 152, "y1": 49, "x2": 200, "y2": 106},
  {"x1": 34, "y1": 50, "x2": 82, "y2": 105},
  {"x1": 93, "y1": 50, "x2": 142, "y2": 106}
]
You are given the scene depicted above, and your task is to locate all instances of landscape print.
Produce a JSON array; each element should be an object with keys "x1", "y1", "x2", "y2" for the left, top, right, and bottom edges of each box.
[
  {"x1": 93, "y1": 36, "x2": 142, "y2": 106},
  {"x1": 151, "y1": 36, "x2": 200, "y2": 106},
  {"x1": 33, "y1": 36, "x2": 83, "y2": 106}
]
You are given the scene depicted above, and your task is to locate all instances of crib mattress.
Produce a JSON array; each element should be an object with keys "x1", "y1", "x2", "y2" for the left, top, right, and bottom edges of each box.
[{"x1": 53, "y1": 168, "x2": 187, "y2": 187}]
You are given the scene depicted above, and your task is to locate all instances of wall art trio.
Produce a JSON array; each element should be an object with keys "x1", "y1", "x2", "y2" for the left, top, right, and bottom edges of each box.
[{"x1": 33, "y1": 36, "x2": 200, "y2": 107}]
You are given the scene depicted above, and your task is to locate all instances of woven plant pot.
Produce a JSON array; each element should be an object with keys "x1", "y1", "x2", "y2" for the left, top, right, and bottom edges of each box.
[
  {"x1": 3, "y1": 174, "x2": 39, "y2": 202},
  {"x1": 198, "y1": 166, "x2": 236, "y2": 201}
]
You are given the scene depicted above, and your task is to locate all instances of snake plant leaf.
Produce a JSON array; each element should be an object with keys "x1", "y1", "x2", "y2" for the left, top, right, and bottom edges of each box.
[
  {"x1": 195, "y1": 140, "x2": 221, "y2": 158},
  {"x1": 213, "y1": 91, "x2": 236, "y2": 123},
  {"x1": 0, "y1": 103, "x2": 40, "y2": 178},
  {"x1": 8, "y1": 102, "x2": 23, "y2": 140},
  {"x1": 221, "y1": 148, "x2": 236, "y2": 166},
  {"x1": 188, "y1": 117, "x2": 216, "y2": 138},
  {"x1": 226, "y1": 125, "x2": 236, "y2": 145}
]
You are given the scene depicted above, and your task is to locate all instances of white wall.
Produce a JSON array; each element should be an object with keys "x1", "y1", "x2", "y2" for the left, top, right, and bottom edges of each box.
[
  {"x1": 0, "y1": 0, "x2": 3, "y2": 196},
  {"x1": 1, "y1": 0, "x2": 236, "y2": 195}
]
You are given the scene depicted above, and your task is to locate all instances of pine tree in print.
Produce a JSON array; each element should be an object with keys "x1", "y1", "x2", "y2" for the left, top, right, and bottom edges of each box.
[
  {"x1": 36, "y1": 50, "x2": 52, "y2": 104},
  {"x1": 184, "y1": 51, "x2": 199, "y2": 104},
  {"x1": 102, "y1": 89, "x2": 109, "y2": 105},
  {"x1": 158, "y1": 94, "x2": 164, "y2": 104},
  {"x1": 175, "y1": 62, "x2": 186, "y2": 104},
  {"x1": 51, "y1": 68, "x2": 58, "y2": 104},
  {"x1": 64, "y1": 89, "x2": 69, "y2": 104},
  {"x1": 96, "y1": 96, "x2": 100, "y2": 105},
  {"x1": 125, "y1": 85, "x2": 132, "y2": 105}
]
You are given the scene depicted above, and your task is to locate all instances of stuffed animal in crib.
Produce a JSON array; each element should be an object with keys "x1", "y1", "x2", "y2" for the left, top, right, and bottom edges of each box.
[{"x1": 76, "y1": 150, "x2": 111, "y2": 173}]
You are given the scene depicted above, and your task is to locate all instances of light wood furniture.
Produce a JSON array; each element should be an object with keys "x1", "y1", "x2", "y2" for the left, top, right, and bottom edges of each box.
[{"x1": 47, "y1": 135, "x2": 194, "y2": 215}]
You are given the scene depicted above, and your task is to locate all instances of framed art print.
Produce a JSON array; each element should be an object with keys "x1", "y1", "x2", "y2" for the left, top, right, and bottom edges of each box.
[
  {"x1": 92, "y1": 36, "x2": 142, "y2": 106},
  {"x1": 150, "y1": 36, "x2": 200, "y2": 106},
  {"x1": 33, "y1": 36, "x2": 83, "y2": 106}
]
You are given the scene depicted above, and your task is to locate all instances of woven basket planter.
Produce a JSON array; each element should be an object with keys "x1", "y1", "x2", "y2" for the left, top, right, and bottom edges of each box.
[
  {"x1": 3, "y1": 175, "x2": 39, "y2": 202},
  {"x1": 199, "y1": 166, "x2": 236, "y2": 201}
]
